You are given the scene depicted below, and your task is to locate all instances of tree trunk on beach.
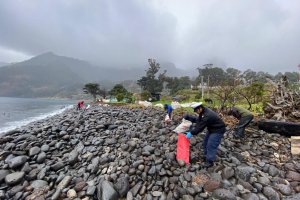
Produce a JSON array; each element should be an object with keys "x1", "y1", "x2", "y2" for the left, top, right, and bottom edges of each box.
[{"x1": 258, "y1": 120, "x2": 300, "y2": 136}]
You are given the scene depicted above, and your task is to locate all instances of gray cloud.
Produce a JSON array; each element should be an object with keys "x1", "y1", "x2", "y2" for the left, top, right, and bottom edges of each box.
[{"x1": 0, "y1": 0, "x2": 299, "y2": 73}]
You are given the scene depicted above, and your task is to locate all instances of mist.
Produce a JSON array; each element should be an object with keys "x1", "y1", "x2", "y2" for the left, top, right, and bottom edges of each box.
[{"x1": 0, "y1": 0, "x2": 299, "y2": 73}]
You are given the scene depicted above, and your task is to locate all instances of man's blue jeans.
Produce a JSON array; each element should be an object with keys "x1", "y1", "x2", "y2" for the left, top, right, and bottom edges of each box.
[{"x1": 203, "y1": 131, "x2": 224, "y2": 162}]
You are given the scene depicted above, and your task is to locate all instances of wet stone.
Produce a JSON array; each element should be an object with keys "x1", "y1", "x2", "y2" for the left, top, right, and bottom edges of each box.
[
  {"x1": 222, "y1": 167, "x2": 235, "y2": 180},
  {"x1": 235, "y1": 166, "x2": 255, "y2": 182},
  {"x1": 99, "y1": 180, "x2": 119, "y2": 200},
  {"x1": 143, "y1": 145, "x2": 155, "y2": 153},
  {"x1": 276, "y1": 184, "x2": 292, "y2": 195},
  {"x1": 242, "y1": 193, "x2": 259, "y2": 200},
  {"x1": 204, "y1": 179, "x2": 221, "y2": 192},
  {"x1": 148, "y1": 166, "x2": 156, "y2": 175},
  {"x1": 68, "y1": 150, "x2": 79, "y2": 165},
  {"x1": 114, "y1": 177, "x2": 130, "y2": 197},
  {"x1": 29, "y1": 146, "x2": 41, "y2": 156},
  {"x1": 263, "y1": 186, "x2": 280, "y2": 200},
  {"x1": 286, "y1": 171, "x2": 300, "y2": 181},
  {"x1": 31, "y1": 180, "x2": 48, "y2": 189},
  {"x1": 5, "y1": 172, "x2": 25, "y2": 186},
  {"x1": 212, "y1": 188, "x2": 236, "y2": 200},
  {"x1": 183, "y1": 173, "x2": 192, "y2": 182},
  {"x1": 182, "y1": 195, "x2": 194, "y2": 200},
  {"x1": 74, "y1": 181, "x2": 86, "y2": 192},
  {"x1": 268, "y1": 165, "x2": 280, "y2": 177},
  {"x1": 258, "y1": 176, "x2": 271, "y2": 186},
  {"x1": 86, "y1": 185, "x2": 96, "y2": 196},
  {"x1": 7, "y1": 156, "x2": 28, "y2": 169},
  {"x1": 0, "y1": 170, "x2": 9, "y2": 182},
  {"x1": 36, "y1": 152, "x2": 46, "y2": 163},
  {"x1": 51, "y1": 162, "x2": 64, "y2": 171}
]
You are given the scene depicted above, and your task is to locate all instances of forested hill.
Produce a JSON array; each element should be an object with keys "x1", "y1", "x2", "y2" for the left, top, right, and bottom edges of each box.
[{"x1": 0, "y1": 52, "x2": 190, "y2": 98}]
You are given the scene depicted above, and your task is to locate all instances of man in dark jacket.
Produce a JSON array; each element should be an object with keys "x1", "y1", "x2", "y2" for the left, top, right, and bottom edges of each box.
[
  {"x1": 228, "y1": 106, "x2": 254, "y2": 138},
  {"x1": 184, "y1": 102, "x2": 226, "y2": 168}
]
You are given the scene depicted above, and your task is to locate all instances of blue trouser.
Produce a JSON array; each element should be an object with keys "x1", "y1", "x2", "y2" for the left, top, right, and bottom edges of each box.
[
  {"x1": 235, "y1": 115, "x2": 253, "y2": 137},
  {"x1": 203, "y1": 131, "x2": 224, "y2": 162}
]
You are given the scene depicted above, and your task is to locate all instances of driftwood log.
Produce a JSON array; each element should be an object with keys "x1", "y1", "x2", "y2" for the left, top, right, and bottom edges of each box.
[
  {"x1": 263, "y1": 77, "x2": 300, "y2": 122},
  {"x1": 258, "y1": 120, "x2": 300, "y2": 136}
]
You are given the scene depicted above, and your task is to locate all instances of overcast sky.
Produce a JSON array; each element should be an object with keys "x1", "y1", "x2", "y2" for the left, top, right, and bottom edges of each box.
[{"x1": 0, "y1": 0, "x2": 299, "y2": 73}]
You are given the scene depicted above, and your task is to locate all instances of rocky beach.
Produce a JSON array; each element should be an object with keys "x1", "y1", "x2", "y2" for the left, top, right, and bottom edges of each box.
[{"x1": 0, "y1": 104, "x2": 299, "y2": 200}]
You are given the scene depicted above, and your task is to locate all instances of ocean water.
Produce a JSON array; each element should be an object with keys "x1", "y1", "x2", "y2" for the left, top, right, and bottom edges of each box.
[{"x1": 0, "y1": 97, "x2": 75, "y2": 134}]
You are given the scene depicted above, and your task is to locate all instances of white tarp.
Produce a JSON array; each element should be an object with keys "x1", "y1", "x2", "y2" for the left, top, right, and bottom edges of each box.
[
  {"x1": 154, "y1": 103, "x2": 164, "y2": 108},
  {"x1": 138, "y1": 101, "x2": 152, "y2": 107},
  {"x1": 171, "y1": 101, "x2": 181, "y2": 109},
  {"x1": 180, "y1": 102, "x2": 198, "y2": 108}
]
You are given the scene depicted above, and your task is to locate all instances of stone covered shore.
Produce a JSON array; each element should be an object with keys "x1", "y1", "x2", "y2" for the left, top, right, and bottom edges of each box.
[{"x1": 0, "y1": 105, "x2": 300, "y2": 200}]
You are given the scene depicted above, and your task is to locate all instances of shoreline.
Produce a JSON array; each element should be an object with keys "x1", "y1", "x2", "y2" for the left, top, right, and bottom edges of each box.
[
  {"x1": 0, "y1": 104, "x2": 299, "y2": 199},
  {"x1": 0, "y1": 104, "x2": 74, "y2": 136}
]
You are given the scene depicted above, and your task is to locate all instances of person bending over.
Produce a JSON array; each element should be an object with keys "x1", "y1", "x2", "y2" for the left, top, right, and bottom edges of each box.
[
  {"x1": 164, "y1": 104, "x2": 173, "y2": 120},
  {"x1": 184, "y1": 102, "x2": 226, "y2": 168},
  {"x1": 228, "y1": 106, "x2": 254, "y2": 138}
]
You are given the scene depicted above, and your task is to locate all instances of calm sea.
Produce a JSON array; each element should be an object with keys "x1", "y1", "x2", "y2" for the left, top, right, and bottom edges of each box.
[{"x1": 0, "y1": 97, "x2": 75, "y2": 134}]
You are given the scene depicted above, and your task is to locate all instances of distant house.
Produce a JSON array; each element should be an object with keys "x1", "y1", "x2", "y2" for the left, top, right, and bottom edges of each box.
[{"x1": 191, "y1": 83, "x2": 207, "y2": 90}]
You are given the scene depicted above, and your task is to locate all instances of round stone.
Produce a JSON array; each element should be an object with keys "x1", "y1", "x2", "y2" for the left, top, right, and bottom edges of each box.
[{"x1": 67, "y1": 189, "x2": 77, "y2": 199}]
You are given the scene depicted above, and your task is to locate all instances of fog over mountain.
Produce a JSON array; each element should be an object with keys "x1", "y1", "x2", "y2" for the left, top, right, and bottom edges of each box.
[
  {"x1": 0, "y1": 52, "x2": 192, "y2": 97},
  {"x1": 0, "y1": 62, "x2": 8, "y2": 67},
  {"x1": 0, "y1": 0, "x2": 299, "y2": 73}
]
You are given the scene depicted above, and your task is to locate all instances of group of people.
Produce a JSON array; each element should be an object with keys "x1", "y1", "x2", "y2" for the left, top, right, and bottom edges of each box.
[{"x1": 164, "y1": 102, "x2": 253, "y2": 168}]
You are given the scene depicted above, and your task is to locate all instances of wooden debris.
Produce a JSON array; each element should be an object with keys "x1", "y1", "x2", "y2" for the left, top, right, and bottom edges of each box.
[
  {"x1": 291, "y1": 136, "x2": 300, "y2": 155},
  {"x1": 264, "y1": 77, "x2": 300, "y2": 122},
  {"x1": 258, "y1": 120, "x2": 300, "y2": 136}
]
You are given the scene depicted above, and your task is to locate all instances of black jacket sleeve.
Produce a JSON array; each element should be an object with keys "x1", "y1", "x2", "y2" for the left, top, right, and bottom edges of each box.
[
  {"x1": 191, "y1": 114, "x2": 207, "y2": 135},
  {"x1": 184, "y1": 115, "x2": 198, "y2": 123}
]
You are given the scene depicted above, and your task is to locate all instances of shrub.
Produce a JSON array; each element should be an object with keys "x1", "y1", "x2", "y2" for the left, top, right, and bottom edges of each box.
[{"x1": 141, "y1": 90, "x2": 151, "y2": 101}]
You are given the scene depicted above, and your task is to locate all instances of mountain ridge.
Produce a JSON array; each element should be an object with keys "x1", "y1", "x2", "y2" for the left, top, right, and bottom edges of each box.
[{"x1": 0, "y1": 52, "x2": 190, "y2": 98}]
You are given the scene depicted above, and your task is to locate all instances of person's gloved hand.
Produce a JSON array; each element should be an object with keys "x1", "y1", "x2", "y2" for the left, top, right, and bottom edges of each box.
[{"x1": 186, "y1": 132, "x2": 192, "y2": 139}]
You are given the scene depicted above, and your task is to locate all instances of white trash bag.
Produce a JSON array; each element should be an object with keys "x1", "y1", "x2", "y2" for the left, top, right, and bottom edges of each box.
[
  {"x1": 164, "y1": 114, "x2": 171, "y2": 123},
  {"x1": 173, "y1": 119, "x2": 192, "y2": 133}
]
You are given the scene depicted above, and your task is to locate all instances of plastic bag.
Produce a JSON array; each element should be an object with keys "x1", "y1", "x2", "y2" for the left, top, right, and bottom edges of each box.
[
  {"x1": 176, "y1": 133, "x2": 190, "y2": 164},
  {"x1": 164, "y1": 114, "x2": 171, "y2": 122},
  {"x1": 173, "y1": 119, "x2": 192, "y2": 133}
]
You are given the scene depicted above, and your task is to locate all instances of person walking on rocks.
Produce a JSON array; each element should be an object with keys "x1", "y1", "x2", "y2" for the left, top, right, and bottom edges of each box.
[
  {"x1": 164, "y1": 104, "x2": 173, "y2": 120},
  {"x1": 228, "y1": 106, "x2": 254, "y2": 138},
  {"x1": 184, "y1": 102, "x2": 226, "y2": 168},
  {"x1": 77, "y1": 101, "x2": 81, "y2": 110}
]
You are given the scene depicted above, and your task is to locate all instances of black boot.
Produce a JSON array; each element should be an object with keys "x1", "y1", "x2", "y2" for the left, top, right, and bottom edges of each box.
[
  {"x1": 202, "y1": 161, "x2": 214, "y2": 169},
  {"x1": 233, "y1": 132, "x2": 244, "y2": 139}
]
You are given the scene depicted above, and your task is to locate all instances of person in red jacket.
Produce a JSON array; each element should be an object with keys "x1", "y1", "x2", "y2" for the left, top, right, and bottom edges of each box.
[
  {"x1": 77, "y1": 101, "x2": 84, "y2": 110},
  {"x1": 80, "y1": 101, "x2": 84, "y2": 109}
]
